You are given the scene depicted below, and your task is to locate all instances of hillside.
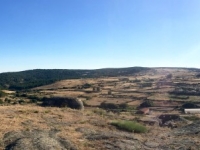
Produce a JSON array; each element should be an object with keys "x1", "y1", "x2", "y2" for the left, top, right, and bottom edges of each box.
[
  {"x1": 0, "y1": 67, "x2": 149, "y2": 90},
  {"x1": 0, "y1": 67, "x2": 200, "y2": 149}
]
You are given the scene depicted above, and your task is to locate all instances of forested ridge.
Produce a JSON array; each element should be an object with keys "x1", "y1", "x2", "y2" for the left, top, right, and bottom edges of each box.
[{"x1": 0, "y1": 67, "x2": 149, "y2": 90}]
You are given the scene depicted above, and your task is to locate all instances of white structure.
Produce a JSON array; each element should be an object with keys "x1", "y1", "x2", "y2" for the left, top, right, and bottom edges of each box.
[{"x1": 184, "y1": 109, "x2": 200, "y2": 114}]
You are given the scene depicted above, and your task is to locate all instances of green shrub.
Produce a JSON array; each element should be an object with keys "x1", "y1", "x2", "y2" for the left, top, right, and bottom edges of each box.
[
  {"x1": 119, "y1": 103, "x2": 128, "y2": 109},
  {"x1": 82, "y1": 83, "x2": 92, "y2": 89},
  {"x1": 131, "y1": 79, "x2": 141, "y2": 83},
  {"x1": 5, "y1": 98, "x2": 11, "y2": 103},
  {"x1": 30, "y1": 99, "x2": 37, "y2": 103},
  {"x1": 100, "y1": 102, "x2": 133, "y2": 112},
  {"x1": 111, "y1": 120, "x2": 147, "y2": 133},
  {"x1": 21, "y1": 93, "x2": 27, "y2": 97},
  {"x1": 13, "y1": 101, "x2": 18, "y2": 105},
  {"x1": 100, "y1": 102, "x2": 118, "y2": 109},
  {"x1": 15, "y1": 92, "x2": 20, "y2": 97},
  {"x1": 27, "y1": 95, "x2": 42, "y2": 101},
  {"x1": 18, "y1": 99, "x2": 25, "y2": 104},
  {"x1": 0, "y1": 90, "x2": 6, "y2": 97},
  {"x1": 140, "y1": 100, "x2": 154, "y2": 108},
  {"x1": 166, "y1": 74, "x2": 173, "y2": 79},
  {"x1": 0, "y1": 99, "x2": 3, "y2": 104},
  {"x1": 140, "y1": 82, "x2": 152, "y2": 87},
  {"x1": 182, "y1": 102, "x2": 198, "y2": 109},
  {"x1": 33, "y1": 110, "x2": 39, "y2": 113}
]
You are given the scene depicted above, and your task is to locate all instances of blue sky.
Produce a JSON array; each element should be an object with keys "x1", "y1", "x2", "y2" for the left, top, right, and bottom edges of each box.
[{"x1": 0, "y1": 0, "x2": 200, "y2": 72}]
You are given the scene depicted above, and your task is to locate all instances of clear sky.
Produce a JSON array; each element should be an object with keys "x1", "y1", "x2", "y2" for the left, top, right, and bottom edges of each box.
[{"x1": 0, "y1": 0, "x2": 200, "y2": 72}]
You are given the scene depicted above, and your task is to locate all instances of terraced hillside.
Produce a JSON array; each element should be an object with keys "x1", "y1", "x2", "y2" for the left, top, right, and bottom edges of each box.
[{"x1": 0, "y1": 67, "x2": 200, "y2": 149}]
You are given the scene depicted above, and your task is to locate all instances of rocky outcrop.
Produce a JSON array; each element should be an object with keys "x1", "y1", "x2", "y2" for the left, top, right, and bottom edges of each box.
[
  {"x1": 42, "y1": 97, "x2": 84, "y2": 110},
  {"x1": 173, "y1": 120, "x2": 200, "y2": 135},
  {"x1": 75, "y1": 120, "x2": 200, "y2": 150},
  {"x1": 3, "y1": 122, "x2": 200, "y2": 150},
  {"x1": 80, "y1": 129, "x2": 143, "y2": 150},
  {"x1": 3, "y1": 129, "x2": 77, "y2": 150},
  {"x1": 159, "y1": 121, "x2": 200, "y2": 149},
  {"x1": 160, "y1": 138, "x2": 200, "y2": 150}
]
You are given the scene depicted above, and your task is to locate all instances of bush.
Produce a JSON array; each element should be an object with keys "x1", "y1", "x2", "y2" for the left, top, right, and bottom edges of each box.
[
  {"x1": 5, "y1": 98, "x2": 11, "y2": 103},
  {"x1": 100, "y1": 102, "x2": 118, "y2": 109},
  {"x1": 82, "y1": 83, "x2": 92, "y2": 89},
  {"x1": 111, "y1": 120, "x2": 147, "y2": 133},
  {"x1": 100, "y1": 102, "x2": 132, "y2": 112},
  {"x1": 139, "y1": 100, "x2": 154, "y2": 108},
  {"x1": 41, "y1": 97, "x2": 84, "y2": 110},
  {"x1": 21, "y1": 93, "x2": 27, "y2": 97},
  {"x1": 27, "y1": 95, "x2": 42, "y2": 101},
  {"x1": 30, "y1": 99, "x2": 37, "y2": 103},
  {"x1": 182, "y1": 102, "x2": 198, "y2": 109},
  {"x1": 131, "y1": 79, "x2": 141, "y2": 83},
  {"x1": 13, "y1": 101, "x2": 18, "y2": 105},
  {"x1": 18, "y1": 99, "x2": 25, "y2": 104},
  {"x1": 0, "y1": 90, "x2": 6, "y2": 97},
  {"x1": 166, "y1": 74, "x2": 172, "y2": 79},
  {"x1": 15, "y1": 92, "x2": 20, "y2": 97},
  {"x1": 196, "y1": 74, "x2": 200, "y2": 78},
  {"x1": 119, "y1": 103, "x2": 128, "y2": 109},
  {"x1": 140, "y1": 82, "x2": 152, "y2": 87},
  {"x1": 0, "y1": 99, "x2": 3, "y2": 104}
]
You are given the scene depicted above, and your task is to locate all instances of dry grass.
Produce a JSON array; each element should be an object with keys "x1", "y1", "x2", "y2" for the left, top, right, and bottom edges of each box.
[
  {"x1": 0, "y1": 104, "x2": 125, "y2": 150},
  {"x1": 0, "y1": 105, "x2": 87, "y2": 149},
  {"x1": 1, "y1": 68, "x2": 200, "y2": 149}
]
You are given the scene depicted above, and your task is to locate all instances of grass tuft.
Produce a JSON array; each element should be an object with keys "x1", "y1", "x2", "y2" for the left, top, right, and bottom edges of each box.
[{"x1": 111, "y1": 120, "x2": 147, "y2": 133}]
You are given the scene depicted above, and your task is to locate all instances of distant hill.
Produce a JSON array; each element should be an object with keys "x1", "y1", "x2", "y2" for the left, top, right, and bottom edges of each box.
[{"x1": 0, "y1": 67, "x2": 149, "y2": 90}]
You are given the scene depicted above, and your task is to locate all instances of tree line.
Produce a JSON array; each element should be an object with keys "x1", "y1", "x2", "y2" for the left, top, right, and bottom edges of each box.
[{"x1": 0, "y1": 67, "x2": 149, "y2": 90}]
